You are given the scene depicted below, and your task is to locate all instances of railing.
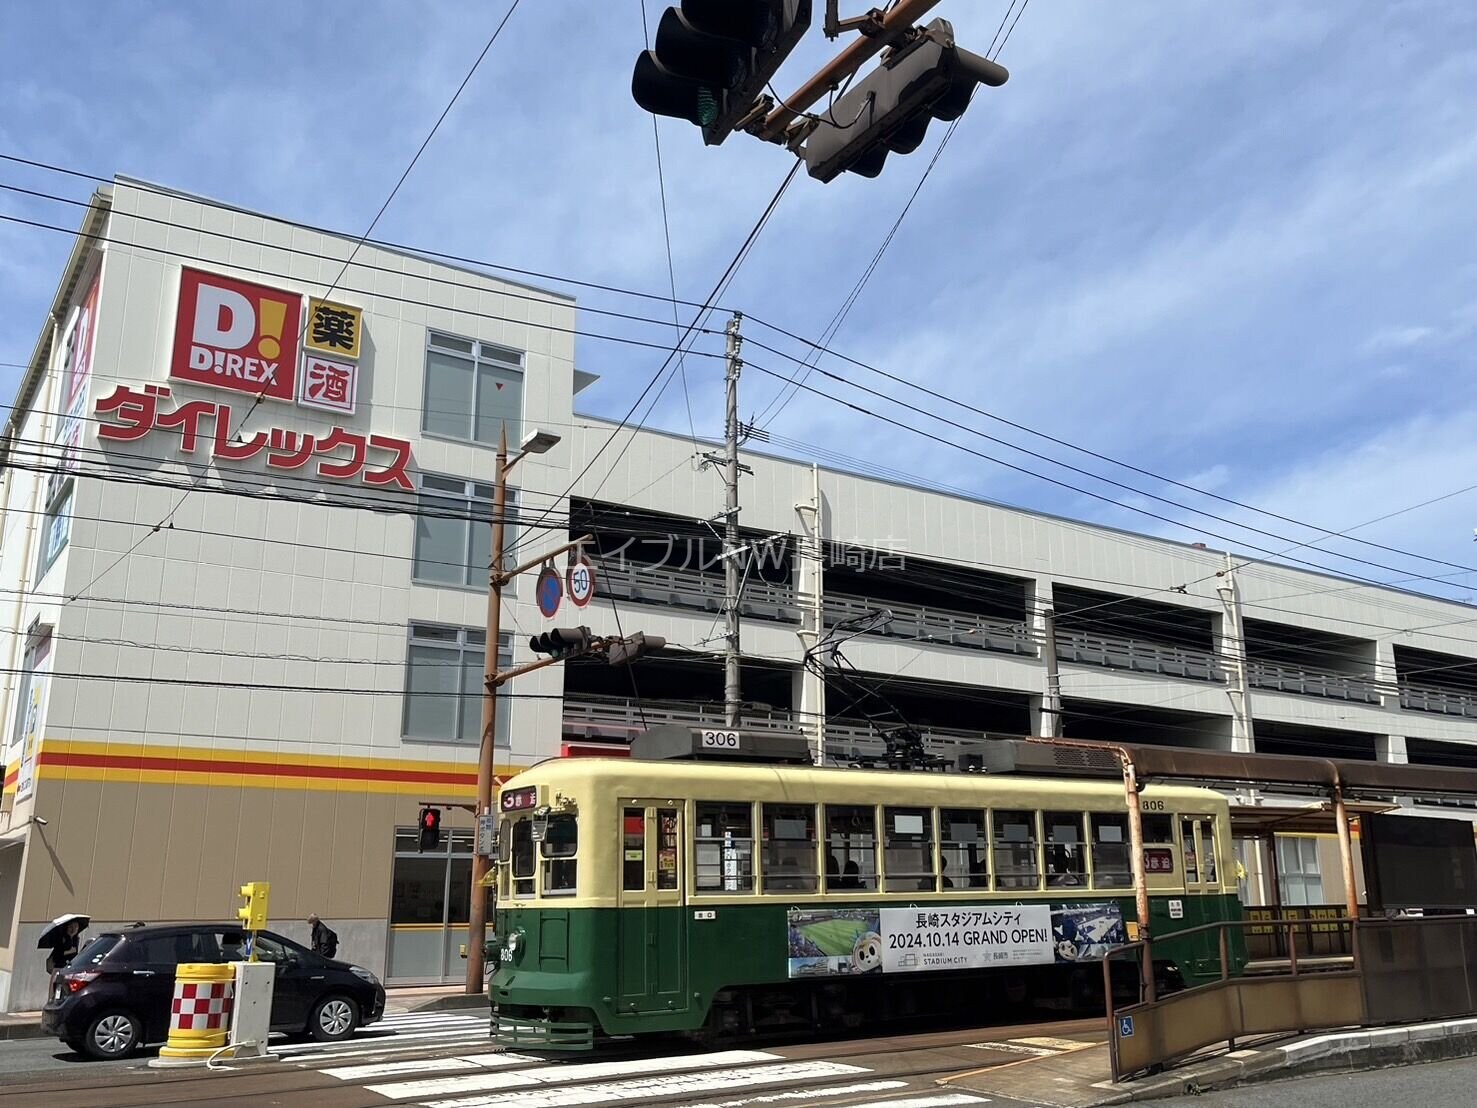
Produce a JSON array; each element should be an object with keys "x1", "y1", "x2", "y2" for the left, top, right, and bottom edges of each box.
[
  {"x1": 1244, "y1": 905, "x2": 1353, "y2": 960},
  {"x1": 1106, "y1": 914, "x2": 1360, "y2": 1081},
  {"x1": 1247, "y1": 659, "x2": 1382, "y2": 703},
  {"x1": 600, "y1": 563, "x2": 800, "y2": 623},
  {"x1": 1055, "y1": 628, "x2": 1221, "y2": 682},
  {"x1": 1400, "y1": 681, "x2": 1477, "y2": 719},
  {"x1": 825, "y1": 592, "x2": 1036, "y2": 656},
  {"x1": 562, "y1": 694, "x2": 800, "y2": 740}
]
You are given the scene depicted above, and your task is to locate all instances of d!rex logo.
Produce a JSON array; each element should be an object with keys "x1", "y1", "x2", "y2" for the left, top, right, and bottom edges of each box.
[{"x1": 170, "y1": 268, "x2": 303, "y2": 401}]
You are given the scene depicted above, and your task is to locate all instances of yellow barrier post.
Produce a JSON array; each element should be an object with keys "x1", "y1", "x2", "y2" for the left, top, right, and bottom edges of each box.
[{"x1": 149, "y1": 962, "x2": 235, "y2": 1066}]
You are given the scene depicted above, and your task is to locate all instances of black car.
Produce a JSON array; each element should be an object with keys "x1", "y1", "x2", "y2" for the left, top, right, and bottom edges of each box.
[{"x1": 41, "y1": 922, "x2": 385, "y2": 1059}]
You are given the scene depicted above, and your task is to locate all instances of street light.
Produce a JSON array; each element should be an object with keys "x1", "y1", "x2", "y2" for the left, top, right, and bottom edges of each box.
[{"x1": 518, "y1": 428, "x2": 561, "y2": 457}]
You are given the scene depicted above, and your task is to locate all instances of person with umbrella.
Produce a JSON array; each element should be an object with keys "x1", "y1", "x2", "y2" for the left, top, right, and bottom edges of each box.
[{"x1": 39, "y1": 912, "x2": 89, "y2": 975}]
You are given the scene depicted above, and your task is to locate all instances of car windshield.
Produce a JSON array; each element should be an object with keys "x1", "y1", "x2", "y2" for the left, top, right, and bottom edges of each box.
[{"x1": 72, "y1": 934, "x2": 120, "y2": 968}]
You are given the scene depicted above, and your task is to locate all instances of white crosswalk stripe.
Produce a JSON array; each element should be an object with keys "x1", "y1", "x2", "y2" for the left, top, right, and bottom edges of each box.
[{"x1": 269, "y1": 1008, "x2": 491, "y2": 1061}]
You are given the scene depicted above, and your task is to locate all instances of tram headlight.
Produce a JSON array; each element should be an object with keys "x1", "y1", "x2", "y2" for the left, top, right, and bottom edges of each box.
[{"x1": 504, "y1": 931, "x2": 523, "y2": 961}]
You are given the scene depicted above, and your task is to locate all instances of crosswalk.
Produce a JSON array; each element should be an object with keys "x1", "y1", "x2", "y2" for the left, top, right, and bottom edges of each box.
[{"x1": 267, "y1": 1012, "x2": 998, "y2": 1108}]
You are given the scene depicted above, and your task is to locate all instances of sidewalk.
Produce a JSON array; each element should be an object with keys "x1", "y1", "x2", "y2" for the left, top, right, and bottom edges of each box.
[
  {"x1": 941, "y1": 1016, "x2": 1477, "y2": 1105},
  {"x1": 0, "y1": 1011, "x2": 43, "y2": 1041}
]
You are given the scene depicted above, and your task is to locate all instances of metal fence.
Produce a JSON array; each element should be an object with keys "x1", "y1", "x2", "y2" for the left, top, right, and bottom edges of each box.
[
  {"x1": 1055, "y1": 629, "x2": 1221, "y2": 682},
  {"x1": 824, "y1": 593, "x2": 1036, "y2": 656}
]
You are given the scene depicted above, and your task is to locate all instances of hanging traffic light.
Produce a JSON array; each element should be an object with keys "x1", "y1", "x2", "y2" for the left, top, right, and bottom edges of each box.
[
  {"x1": 529, "y1": 627, "x2": 593, "y2": 660},
  {"x1": 801, "y1": 19, "x2": 1008, "y2": 183},
  {"x1": 607, "y1": 633, "x2": 668, "y2": 667},
  {"x1": 632, "y1": 0, "x2": 812, "y2": 145},
  {"x1": 418, "y1": 807, "x2": 442, "y2": 853}
]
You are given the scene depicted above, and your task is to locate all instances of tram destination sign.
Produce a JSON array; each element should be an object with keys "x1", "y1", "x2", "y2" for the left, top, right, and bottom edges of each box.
[{"x1": 787, "y1": 903, "x2": 1127, "y2": 979}]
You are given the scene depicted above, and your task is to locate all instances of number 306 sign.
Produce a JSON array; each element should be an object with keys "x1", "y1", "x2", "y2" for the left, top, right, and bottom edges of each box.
[{"x1": 700, "y1": 729, "x2": 740, "y2": 749}]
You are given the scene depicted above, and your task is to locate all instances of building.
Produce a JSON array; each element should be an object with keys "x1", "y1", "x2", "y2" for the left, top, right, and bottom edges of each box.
[{"x1": 2, "y1": 179, "x2": 1476, "y2": 1010}]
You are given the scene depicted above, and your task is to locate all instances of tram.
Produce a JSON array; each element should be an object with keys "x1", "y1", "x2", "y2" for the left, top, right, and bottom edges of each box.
[{"x1": 489, "y1": 756, "x2": 1242, "y2": 1049}]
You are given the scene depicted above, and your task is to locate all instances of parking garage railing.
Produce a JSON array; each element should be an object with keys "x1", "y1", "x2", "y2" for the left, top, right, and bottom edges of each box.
[
  {"x1": 1247, "y1": 659, "x2": 1382, "y2": 703},
  {"x1": 824, "y1": 593, "x2": 1037, "y2": 656},
  {"x1": 600, "y1": 563, "x2": 800, "y2": 623},
  {"x1": 1400, "y1": 681, "x2": 1477, "y2": 719},
  {"x1": 1055, "y1": 628, "x2": 1221, "y2": 681}
]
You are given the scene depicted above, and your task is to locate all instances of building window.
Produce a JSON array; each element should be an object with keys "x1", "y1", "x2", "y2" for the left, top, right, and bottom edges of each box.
[
  {"x1": 37, "y1": 474, "x2": 73, "y2": 579},
  {"x1": 402, "y1": 623, "x2": 511, "y2": 744},
  {"x1": 413, "y1": 475, "x2": 518, "y2": 588},
  {"x1": 1276, "y1": 836, "x2": 1326, "y2": 906},
  {"x1": 422, "y1": 331, "x2": 524, "y2": 447}
]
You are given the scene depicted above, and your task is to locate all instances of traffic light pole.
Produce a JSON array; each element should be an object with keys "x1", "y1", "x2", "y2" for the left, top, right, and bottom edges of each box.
[
  {"x1": 759, "y1": 0, "x2": 942, "y2": 141},
  {"x1": 723, "y1": 313, "x2": 744, "y2": 729},
  {"x1": 465, "y1": 424, "x2": 589, "y2": 994}
]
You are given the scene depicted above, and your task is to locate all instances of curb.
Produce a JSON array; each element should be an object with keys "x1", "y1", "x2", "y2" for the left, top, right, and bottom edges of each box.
[
  {"x1": 0, "y1": 1019, "x2": 46, "y2": 1042},
  {"x1": 391, "y1": 993, "x2": 489, "y2": 1013},
  {"x1": 1101, "y1": 1017, "x2": 1477, "y2": 1103}
]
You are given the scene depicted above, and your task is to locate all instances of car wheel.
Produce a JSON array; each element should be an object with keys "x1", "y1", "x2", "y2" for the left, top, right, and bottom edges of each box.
[
  {"x1": 309, "y1": 995, "x2": 359, "y2": 1042},
  {"x1": 83, "y1": 1010, "x2": 141, "y2": 1059}
]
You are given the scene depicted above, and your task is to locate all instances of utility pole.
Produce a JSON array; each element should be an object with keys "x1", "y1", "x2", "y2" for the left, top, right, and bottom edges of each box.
[
  {"x1": 723, "y1": 312, "x2": 744, "y2": 728},
  {"x1": 1039, "y1": 606, "x2": 1062, "y2": 738},
  {"x1": 1216, "y1": 553, "x2": 1256, "y2": 754},
  {"x1": 466, "y1": 426, "x2": 585, "y2": 994}
]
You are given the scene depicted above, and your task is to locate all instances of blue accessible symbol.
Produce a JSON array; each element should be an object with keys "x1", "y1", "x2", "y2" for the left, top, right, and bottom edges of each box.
[{"x1": 1118, "y1": 1015, "x2": 1135, "y2": 1038}]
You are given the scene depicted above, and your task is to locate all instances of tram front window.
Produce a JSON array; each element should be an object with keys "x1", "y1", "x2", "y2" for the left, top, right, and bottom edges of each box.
[{"x1": 510, "y1": 818, "x2": 535, "y2": 898}]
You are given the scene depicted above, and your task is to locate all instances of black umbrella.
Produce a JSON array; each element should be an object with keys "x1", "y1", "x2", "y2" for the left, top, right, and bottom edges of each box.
[{"x1": 36, "y1": 912, "x2": 89, "y2": 949}]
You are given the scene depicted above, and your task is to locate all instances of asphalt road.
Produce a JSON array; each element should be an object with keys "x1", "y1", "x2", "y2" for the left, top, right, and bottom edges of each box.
[
  {"x1": 0, "y1": 1032, "x2": 146, "y2": 1079},
  {"x1": 1147, "y1": 1055, "x2": 1477, "y2": 1106}
]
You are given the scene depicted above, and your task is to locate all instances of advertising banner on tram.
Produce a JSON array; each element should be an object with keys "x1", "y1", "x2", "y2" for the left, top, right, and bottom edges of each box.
[{"x1": 786, "y1": 902, "x2": 1126, "y2": 979}]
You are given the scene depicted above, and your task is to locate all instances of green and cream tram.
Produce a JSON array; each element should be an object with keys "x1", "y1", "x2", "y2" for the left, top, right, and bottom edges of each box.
[{"x1": 490, "y1": 757, "x2": 1241, "y2": 1049}]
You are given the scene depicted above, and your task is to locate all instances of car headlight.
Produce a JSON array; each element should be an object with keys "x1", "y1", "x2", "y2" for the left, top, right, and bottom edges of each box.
[{"x1": 350, "y1": 966, "x2": 380, "y2": 985}]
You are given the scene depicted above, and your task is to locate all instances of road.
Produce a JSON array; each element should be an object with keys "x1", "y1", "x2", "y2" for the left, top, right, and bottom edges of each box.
[
  {"x1": 1146, "y1": 1054, "x2": 1477, "y2": 1106},
  {"x1": 0, "y1": 1012, "x2": 1102, "y2": 1107}
]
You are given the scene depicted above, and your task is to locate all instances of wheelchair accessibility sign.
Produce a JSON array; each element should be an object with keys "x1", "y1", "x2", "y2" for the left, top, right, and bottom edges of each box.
[{"x1": 1118, "y1": 1016, "x2": 1135, "y2": 1038}]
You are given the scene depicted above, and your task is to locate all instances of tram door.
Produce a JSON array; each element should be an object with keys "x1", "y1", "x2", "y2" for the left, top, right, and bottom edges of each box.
[{"x1": 616, "y1": 800, "x2": 689, "y2": 1017}]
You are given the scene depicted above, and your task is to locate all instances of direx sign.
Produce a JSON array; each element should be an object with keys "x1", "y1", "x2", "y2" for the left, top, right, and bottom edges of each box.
[{"x1": 171, "y1": 268, "x2": 303, "y2": 401}]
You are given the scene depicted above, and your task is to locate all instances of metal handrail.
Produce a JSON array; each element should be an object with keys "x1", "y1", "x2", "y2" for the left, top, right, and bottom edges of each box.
[
  {"x1": 1055, "y1": 628, "x2": 1222, "y2": 681},
  {"x1": 1247, "y1": 659, "x2": 1381, "y2": 703},
  {"x1": 600, "y1": 562, "x2": 800, "y2": 621},
  {"x1": 1400, "y1": 681, "x2": 1477, "y2": 718}
]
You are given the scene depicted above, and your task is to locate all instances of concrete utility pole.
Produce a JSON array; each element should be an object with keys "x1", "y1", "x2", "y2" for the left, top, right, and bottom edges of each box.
[
  {"x1": 723, "y1": 312, "x2": 744, "y2": 728},
  {"x1": 1039, "y1": 606, "x2": 1063, "y2": 738},
  {"x1": 1216, "y1": 553, "x2": 1256, "y2": 754}
]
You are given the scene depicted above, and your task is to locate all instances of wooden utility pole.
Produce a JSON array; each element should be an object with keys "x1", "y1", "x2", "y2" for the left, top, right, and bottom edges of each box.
[{"x1": 723, "y1": 313, "x2": 744, "y2": 728}]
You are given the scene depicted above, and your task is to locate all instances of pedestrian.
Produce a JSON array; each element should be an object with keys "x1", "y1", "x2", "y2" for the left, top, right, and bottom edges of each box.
[
  {"x1": 308, "y1": 913, "x2": 339, "y2": 959},
  {"x1": 45, "y1": 918, "x2": 84, "y2": 975}
]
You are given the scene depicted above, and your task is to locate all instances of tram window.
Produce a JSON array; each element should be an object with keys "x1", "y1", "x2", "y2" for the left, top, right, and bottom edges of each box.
[
  {"x1": 824, "y1": 805, "x2": 877, "y2": 892},
  {"x1": 695, "y1": 802, "x2": 755, "y2": 893},
  {"x1": 1201, "y1": 819, "x2": 1219, "y2": 883},
  {"x1": 657, "y1": 809, "x2": 679, "y2": 891},
  {"x1": 511, "y1": 818, "x2": 535, "y2": 898},
  {"x1": 941, "y1": 809, "x2": 989, "y2": 888},
  {"x1": 762, "y1": 804, "x2": 817, "y2": 893},
  {"x1": 1045, "y1": 812, "x2": 1087, "y2": 887},
  {"x1": 1180, "y1": 819, "x2": 1200, "y2": 883},
  {"x1": 1090, "y1": 813, "x2": 1133, "y2": 888},
  {"x1": 884, "y1": 807, "x2": 935, "y2": 892},
  {"x1": 540, "y1": 813, "x2": 577, "y2": 896},
  {"x1": 994, "y1": 809, "x2": 1041, "y2": 890},
  {"x1": 623, "y1": 808, "x2": 645, "y2": 892},
  {"x1": 1142, "y1": 814, "x2": 1173, "y2": 843}
]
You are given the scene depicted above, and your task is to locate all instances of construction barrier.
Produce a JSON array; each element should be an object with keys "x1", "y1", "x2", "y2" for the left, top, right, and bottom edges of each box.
[{"x1": 151, "y1": 962, "x2": 235, "y2": 1065}]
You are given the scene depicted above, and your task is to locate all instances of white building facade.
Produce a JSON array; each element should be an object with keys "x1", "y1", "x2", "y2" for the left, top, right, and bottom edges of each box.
[{"x1": 1, "y1": 179, "x2": 1475, "y2": 1010}]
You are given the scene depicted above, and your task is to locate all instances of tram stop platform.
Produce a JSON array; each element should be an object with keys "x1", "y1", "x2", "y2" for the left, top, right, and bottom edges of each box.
[{"x1": 939, "y1": 1016, "x2": 1477, "y2": 1105}]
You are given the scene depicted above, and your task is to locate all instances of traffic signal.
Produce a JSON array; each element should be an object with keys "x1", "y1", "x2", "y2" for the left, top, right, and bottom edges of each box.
[
  {"x1": 608, "y1": 633, "x2": 667, "y2": 667},
  {"x1": 801, "y1": 19, "x2": 1008, "y2": 183},
  {"x1": 237, "y1": 881, "x2": 270, "y2": 932},
  {"x1": 418, "y1": 806, "x2": 442, "y2": 853},
  {"x1": 632, "y1": 0, "x2": 812, "y2": 145},
  {"x1": 529, "y1": 627, "x2": 593, "y2": 660}
]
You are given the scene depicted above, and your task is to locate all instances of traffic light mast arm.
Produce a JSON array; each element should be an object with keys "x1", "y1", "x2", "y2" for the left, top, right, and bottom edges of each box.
[
  {"x1": 495, "y1": 534, "x2": 594, "y2": 589},
  {"x1": 488, "y1": 651, "x2": 575, "y2": 687},
  {"x1": 758, "y1": 0, "x2": 942, "y2": 141}
]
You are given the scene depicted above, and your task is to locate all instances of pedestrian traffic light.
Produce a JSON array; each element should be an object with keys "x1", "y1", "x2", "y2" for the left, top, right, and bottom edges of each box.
[
  {"x1": 632, "y1": 0, "x2": 812, "y2": 145},
  {"x1": 237, "y1": 881, "x2": 270, "y2": 932},
  {"x1": 529, "y1": 627, "x2": 593, "y2": 660},
  {"x1": 418, "y1": 807, "x2": 442, "y2": 853},
  {"x1": 801, "y1": 19, "x2": 1008, "y2": 183},
  {"x1": 608, "y1": 633, "x2": 667, "y2": 667}
]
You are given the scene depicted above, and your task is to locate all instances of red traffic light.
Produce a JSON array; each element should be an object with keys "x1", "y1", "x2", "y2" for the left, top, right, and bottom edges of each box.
[
  {"x1": 418, "y1": 806, "x2": 442, "y2": 852},
  {"x1": 421, "y1": 807, "x2": 440, "y2": 830}
]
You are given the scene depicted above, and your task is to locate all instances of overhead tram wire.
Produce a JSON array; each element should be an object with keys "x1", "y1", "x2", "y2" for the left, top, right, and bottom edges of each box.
[
  {"x1": 63, "y1": 1, "x2": 527, "y2": 601},
  {"x1": 752, "y1": 0, "x2": 1030, "y2": 428},
  {"x1": 744, "y1": 357, "x2": 1477, "y2": 592},
  {"x1": 0, "y1": 151, "x2": 731, "y2": 316},
  {"x1": 500, "y1": 159, "x2": 804, "y2": 564}
]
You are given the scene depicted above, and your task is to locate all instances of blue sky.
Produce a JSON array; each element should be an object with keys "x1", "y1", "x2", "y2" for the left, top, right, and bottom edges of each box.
[{"x1": 3, "y1": 1, "x2": 1477, "y2": 599}]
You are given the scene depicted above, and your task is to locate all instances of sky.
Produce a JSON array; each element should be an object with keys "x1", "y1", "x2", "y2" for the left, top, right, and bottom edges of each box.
[{"x1": 2, "y1": 1, "x2": 1477, "y2": 602}]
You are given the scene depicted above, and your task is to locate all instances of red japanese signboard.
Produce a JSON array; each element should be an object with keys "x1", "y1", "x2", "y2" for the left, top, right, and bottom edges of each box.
[
  {"x1": 1144, "y1": 847, "x2": 1175, "y2": 874},
  {"x1": 95, "y1": 384, "x2": 412, "y2": 491},
  {"x1": 171, "y1": 268, "x2": 303, "y2": 402}
]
